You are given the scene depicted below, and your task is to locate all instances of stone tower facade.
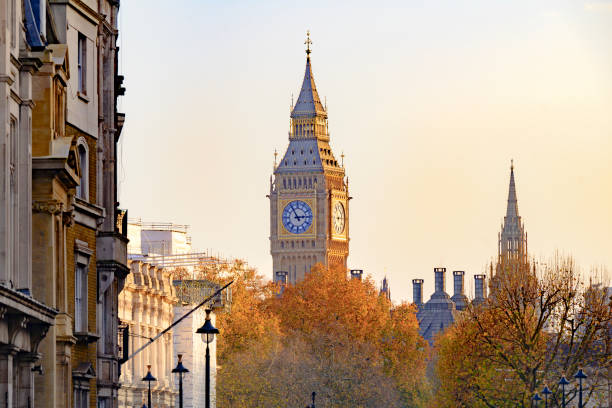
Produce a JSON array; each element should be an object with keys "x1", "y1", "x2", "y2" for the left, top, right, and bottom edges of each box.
[{"x1": 269, "y1": 35, "x2": 349, "y2": 284}]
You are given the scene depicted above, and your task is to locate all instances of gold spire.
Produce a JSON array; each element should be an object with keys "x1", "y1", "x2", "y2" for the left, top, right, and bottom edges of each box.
[{"x1": 305, "y1": 30, "x2": 312, "y2": 56}]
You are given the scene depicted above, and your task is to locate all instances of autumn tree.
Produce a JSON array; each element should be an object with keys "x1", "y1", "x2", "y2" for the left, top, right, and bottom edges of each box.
[
  {"x1": 215, "y1": 263, "x2": 431, "y2": 407},
  {"x1": 191, "y1": 259, "x2": 281, "y2": 360},
  {"x1": 434, "y1": 255, "x2": 612, "y2": 408}
]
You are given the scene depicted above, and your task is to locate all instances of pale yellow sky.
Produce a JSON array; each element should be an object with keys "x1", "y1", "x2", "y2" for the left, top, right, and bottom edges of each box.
[{"x1": 118, "y1": 0, "x2": 612, "y2": 301}]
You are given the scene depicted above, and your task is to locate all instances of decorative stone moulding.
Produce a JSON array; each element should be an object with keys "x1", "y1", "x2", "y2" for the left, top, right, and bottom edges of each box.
[{"x1": 32, "y1": 199, "x2": 63, "y2": 215}]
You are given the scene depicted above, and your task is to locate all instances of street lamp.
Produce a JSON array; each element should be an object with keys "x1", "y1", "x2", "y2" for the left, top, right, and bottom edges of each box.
[
  {"x1": 558, "y1": 376, "x2": 569, "y2": 408},
  {"x1": 196, "y1": 309, "x2": 219, "y2": 408},
  {"x1": 574, "y1": 368, "x2": 587, "y2": 408},
  {"x1": 172, "y1": 354, "x2": 189, "y2": 408},
  {"x1": 532, "y1": 393, "x2": 542, "y2": 408},
  {"x1": 142, "y1": 365, "x2": 156, "y2": 408},
  {"x1": 541, "y1": 385, "x2": 552, "y2": 408}
]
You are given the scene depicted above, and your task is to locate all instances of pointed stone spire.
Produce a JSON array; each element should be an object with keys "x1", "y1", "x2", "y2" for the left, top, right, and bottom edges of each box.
[
  {"x1": 497, "y1": 160, "x2": 529, "y2": 269},
  {"x1": 291, "y1": 32, "x2": 327, "y2": 119},
  {"x1": 506, "y1": 160, "x2": 519, "y2": 219}
]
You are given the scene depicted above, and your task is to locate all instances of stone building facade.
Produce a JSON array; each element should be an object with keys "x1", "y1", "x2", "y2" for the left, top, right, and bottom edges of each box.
[
  {"x1": 23, "y1": 0, "x2": 127, "y2": 407},
  {"x1": 270, "y1": 34, "x2": 350, "y2": 284},
  {"x1": 118, "y1": 260, "x2": 177, "y2": 408},
  {"x1": 0, "y1": 1, "x2": 59, "y2": 406},
  {"x1": 125, "y1": 219, "x2": 231, "y2": 408}
]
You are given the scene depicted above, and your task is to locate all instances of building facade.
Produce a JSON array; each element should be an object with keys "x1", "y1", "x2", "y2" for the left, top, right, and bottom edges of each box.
[
  {"x1": 270, "y1": 34, "x2": 349, "y2": 284},
  {"x1": 26, "y1": 0, "x2": 127, "y2": 407},
  {"x1": 0, "y1": 1, "x2": 60, "y2": 407},
  {"x1": 125, "y1": 219, "x2": 232, "y2": 408},
  {"x1": 118, "y1": 260, "x2": 177, "y2": 408}
]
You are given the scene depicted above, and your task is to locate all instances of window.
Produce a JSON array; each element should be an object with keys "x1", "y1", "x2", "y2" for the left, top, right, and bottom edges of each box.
[
  {"x1": 78, "y1": 33, "x2": 87, "y2": 94},
  {"x1": 74, "y1": 240, "x2": 91, "y2": 334},
  {"x1": 76, "y1": 140, "x2": 89, "y2": 200},
  {"x1": 74, "y1": 388, "x2": 89, "y2": 408},
  {"x1": 10, "y1": 0, "x2": 16, "y2": 48},
  {"x1": 73, "y1": 362, "x2": 94, "y2": 407},
  {"x1": 75, "y1": 263, "x2": 88, "y2": 332},
  {"x1": 54, "y1": 83, "x2": 65, "y2": 138},
  {"x1": 8, "y1": 118, "x2": 18, "y2": 281}
]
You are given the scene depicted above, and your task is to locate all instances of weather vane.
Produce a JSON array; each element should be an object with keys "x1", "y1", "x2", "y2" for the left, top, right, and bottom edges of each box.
[{"x1": 305, "y1": 30, "x2": 312, "y2": 56}]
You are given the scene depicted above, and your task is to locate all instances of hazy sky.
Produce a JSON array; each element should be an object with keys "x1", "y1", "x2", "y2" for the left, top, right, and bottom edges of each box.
[{"x1": 118, "y1": 0, "x2": 612, "y2": 302}]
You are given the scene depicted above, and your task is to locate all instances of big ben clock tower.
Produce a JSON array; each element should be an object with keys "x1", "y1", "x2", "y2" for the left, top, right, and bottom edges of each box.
[{"x1": 269, "y1": 33, "x2": 349, "y2": 284}]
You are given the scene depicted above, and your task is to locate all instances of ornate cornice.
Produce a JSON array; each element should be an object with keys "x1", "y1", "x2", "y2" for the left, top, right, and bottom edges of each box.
[{"x1": 33, "y1": 199, "x2": 63, "y2": 215}]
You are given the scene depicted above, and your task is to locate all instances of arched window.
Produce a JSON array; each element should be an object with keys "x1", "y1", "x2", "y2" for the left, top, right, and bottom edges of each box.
[{"x1": 76, "y1": 139, "x2": 89, "y2": 201}]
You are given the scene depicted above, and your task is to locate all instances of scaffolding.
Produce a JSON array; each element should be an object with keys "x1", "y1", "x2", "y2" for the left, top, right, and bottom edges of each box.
[{"x1": 128, "y1": 252, "x2": 236, "y2": 268}]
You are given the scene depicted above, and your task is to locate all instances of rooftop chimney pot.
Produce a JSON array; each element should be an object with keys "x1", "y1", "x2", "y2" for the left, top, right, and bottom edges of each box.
[
  {"x1": 412, "y1": 279, "x2": 424, "y2": 306},
  {"x1": 434, "y1": 267, "x2": 446, "y2": 293}
]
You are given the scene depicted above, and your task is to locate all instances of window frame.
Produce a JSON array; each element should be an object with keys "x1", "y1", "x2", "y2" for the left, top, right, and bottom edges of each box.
[
  {"x1": 77, "y1": 33, "x2": 87, "y2": 95},
  {"x1": 8, "y1": 117, "x2": 18, "y2": 282},
  {"x1": 74, "y1": 240, "x2": 92, "y2": 334},
  {"x1": 75, "y1": 138, "x2": 89, "y2": 201}
]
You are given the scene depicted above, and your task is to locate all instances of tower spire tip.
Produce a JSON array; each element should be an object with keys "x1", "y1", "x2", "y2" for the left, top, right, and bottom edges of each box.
[{"x1": 305, "y1": 30, "x2": 312, "y2": 57}]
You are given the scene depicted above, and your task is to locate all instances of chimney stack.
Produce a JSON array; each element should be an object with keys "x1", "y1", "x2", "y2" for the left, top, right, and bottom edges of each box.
[
  {"x1": 474, "y1": 274, "x2": 486, "y2": 304},
  {"x1": 412, "y1": 279, "x2": 424, "y2": 306},
  {"x1": 453, "y1": 271, "x2": 465, "y2": 296},
  {"x1": 434, "y1": 267, "x2": 446, "y2": 293},
  {"x1": 350, "y1": 269, "x2": 363, "y2": 281}
]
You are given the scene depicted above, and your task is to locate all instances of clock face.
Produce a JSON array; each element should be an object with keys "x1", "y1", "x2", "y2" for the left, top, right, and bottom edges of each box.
[
  {"x1": 333, "y1": 202, "x2": 345, "y2": 234},
  {"x1": 282, "y1": 200, "x2": 313, "y2": 234}
]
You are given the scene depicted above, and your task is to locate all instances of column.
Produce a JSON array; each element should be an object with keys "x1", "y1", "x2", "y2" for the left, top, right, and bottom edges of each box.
[
  {"x1": 15, "y1": 352, "x2": 38, "y2": 408},
  {"x1": 0, "y1": 346, "x2": 17, "y2": 407}
]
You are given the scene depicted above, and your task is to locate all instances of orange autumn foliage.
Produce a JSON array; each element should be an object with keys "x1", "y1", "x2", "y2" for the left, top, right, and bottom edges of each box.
[
  {"x1": 433, "y1": 255, "x2": 612, "y2": 408},
  {"x1": 206, "y1": 262, "x2": 431, "y2": 407}
]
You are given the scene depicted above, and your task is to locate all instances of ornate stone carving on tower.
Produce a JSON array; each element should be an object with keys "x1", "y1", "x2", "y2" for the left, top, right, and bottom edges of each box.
[
  {"x1": 496, "y1": 161, "x2": 529, "y2": 275},
  {"x1": 269, "y1": 32, "x2": 349, "y2": 284}
]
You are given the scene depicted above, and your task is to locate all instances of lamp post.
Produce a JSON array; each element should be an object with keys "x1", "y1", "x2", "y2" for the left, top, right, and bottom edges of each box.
[
  {"x1": 532, "y1": 393, "x2": 542, "y2": 408},
  {"x1": 574, "y1": 369, "x2": 587, "y2": 408},
  {"x1": 142, "y1": 365, "x2": 156, "y2": 408},
  {"x1": 541, "y1": 386, "x2": 552, "y2": 408},
  {"x1": 196, "y1": 309, "x2": 219, "y2": 408},
  {"x1": 558, "y1": 376, "x2": 569, "y2": 408},
  {"x1": 172, "y1": 354, "x2": 189, "y2": 408}
]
